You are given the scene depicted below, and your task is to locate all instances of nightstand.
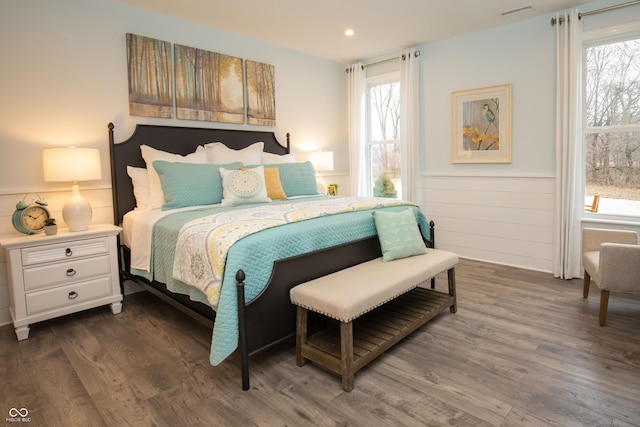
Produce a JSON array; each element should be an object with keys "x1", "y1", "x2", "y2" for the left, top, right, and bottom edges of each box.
[{"x1": 0, "y1": 223, "x2": 123, "y2": 340}]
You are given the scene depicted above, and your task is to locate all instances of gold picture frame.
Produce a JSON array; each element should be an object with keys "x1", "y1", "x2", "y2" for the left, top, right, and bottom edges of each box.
[
  {"x1": 327, "y1": 184, "x2": 337, "y2": 196},
  {"x1": 451, "y1": 84, "x2": 512, "y2": 163}
]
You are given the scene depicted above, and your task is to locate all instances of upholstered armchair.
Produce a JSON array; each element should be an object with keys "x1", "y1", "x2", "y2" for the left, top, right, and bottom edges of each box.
[{"x1": 582, "y1": 228, "x2": 640, "y2": 325}]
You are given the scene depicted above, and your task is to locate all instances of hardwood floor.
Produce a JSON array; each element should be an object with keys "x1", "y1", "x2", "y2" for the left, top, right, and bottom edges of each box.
[{"x1": 1, "y1": 258, "x2": 639, "y2": 427}]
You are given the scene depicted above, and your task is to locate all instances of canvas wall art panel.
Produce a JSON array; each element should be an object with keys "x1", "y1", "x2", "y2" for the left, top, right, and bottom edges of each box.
[
  {"x1": 174, "y1": 44, "x2": 244, "y2": 123},
  {"x1": 246, "y1": 60, "x2": 276, "y2": 126},
  {"x1": 126, "y1": 33, "x2": 173, "y2": 118}
]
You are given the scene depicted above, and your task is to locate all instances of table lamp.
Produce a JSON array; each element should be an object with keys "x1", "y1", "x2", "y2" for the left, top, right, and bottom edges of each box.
[
  {"x1": 42, "y1": 147, "x2": 101, "y2": 231},
  {"x1": 307, "y1": 151, "x2": 334, "y2": 193}
]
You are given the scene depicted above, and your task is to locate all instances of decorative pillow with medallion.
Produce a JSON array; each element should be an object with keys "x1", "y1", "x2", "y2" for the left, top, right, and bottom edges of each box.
[{"x1": 220, "y1": 165, "x2": 271, "y2": 206}]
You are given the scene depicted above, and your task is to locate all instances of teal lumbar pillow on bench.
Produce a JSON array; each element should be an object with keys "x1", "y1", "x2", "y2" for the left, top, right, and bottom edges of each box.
[{"x1": 372, "y1": 208, "x2": 427, "y2": 262}]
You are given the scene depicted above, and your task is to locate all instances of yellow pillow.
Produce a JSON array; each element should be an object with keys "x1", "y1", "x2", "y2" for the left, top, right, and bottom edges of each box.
[{"x1": 264, "y1": 168, "x2": 287, "y2": 200}]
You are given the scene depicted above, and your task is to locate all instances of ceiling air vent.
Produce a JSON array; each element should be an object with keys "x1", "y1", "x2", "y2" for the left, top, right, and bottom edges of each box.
[{"x1": 501, "y1": 5, "x2": 533, "y2": 16}]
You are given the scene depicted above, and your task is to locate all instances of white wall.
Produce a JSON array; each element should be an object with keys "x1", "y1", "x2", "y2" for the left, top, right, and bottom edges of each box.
[{"x1": 0, "y1": 0, "x2": 347, "y2": 326}]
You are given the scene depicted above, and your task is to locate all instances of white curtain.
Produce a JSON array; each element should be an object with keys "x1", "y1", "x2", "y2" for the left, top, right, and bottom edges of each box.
[
  {"x1": 347, "y1": 63, "x2": 368, "y2": 196},
  {"x1": 399, "y1": 49, "x2": 420, "y2": 203},
  {"x1": 553, "y1": 9, "x2": 584, "y2": 279}
]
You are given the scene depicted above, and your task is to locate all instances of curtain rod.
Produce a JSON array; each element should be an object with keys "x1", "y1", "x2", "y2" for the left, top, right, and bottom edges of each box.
[
  {"x1": 345, "y1": 50, "x2": 421, "y2": 73},
  {"x1": 551, "y1": 0, "x2": 640, "y2": 25}
]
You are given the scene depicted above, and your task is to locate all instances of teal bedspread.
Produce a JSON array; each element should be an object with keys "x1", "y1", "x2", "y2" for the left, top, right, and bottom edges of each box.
[{"x1": 134, "y1": 196, "x2": 431, "y2": 365}]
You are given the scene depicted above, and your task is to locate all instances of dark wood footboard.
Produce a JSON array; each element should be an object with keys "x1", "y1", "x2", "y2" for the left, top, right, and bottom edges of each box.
[{"x1": 236, "y1": 223, "x2": 435, "y2": 390}]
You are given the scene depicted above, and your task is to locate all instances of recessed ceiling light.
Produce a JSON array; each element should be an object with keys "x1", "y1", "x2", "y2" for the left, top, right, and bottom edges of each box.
[
  {"x1": 345, "y1": 29, "x2": 354, "y2": 37},
  {"x1": 501, "y1": 5, "x2": 532, "y2": 16}
]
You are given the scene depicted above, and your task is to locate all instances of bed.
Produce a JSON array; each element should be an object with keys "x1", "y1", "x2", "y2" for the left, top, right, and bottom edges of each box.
[{"x1": 108, "y1": 122, "x2": 435, "y2": 390}]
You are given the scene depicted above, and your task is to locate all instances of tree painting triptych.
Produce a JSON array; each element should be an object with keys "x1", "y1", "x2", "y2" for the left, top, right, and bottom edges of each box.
[{"x1": 126, "y1": 33, "x2": 275, "y2": 126}]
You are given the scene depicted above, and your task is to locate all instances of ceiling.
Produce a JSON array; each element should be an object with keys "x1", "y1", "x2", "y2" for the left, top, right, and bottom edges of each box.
[{"x1": 118, "y1": 0, "x2": 598, "y2": 63}]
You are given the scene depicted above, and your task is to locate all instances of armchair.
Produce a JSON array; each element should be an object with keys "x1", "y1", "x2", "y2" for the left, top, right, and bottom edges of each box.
[{"x1": 582, "y1": 228, "x2": 640, "y2": 325}]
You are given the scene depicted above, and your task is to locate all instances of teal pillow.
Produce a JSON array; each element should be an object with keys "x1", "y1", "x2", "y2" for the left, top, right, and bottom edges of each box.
[
  {"x1": 153, "y1": 161, "x2": 241, "y2": 210},
  {"x1": 257, "y1": 161, "x2": 319, "y2": 196},
  {"x1": 372, "y1": 208, "x2": 427, "y2": 262}
]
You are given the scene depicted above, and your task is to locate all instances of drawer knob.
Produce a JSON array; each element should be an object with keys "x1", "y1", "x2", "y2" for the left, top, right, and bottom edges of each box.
[
  {"x1": 65, "y1": 248, "x2": 73, "y2": 257},
  {"x1": 68, "y1": 291, "x2": 78, "y2": 299},
  {"x1": 66, "y1": 268, "x2": 76, "y2": 277}
]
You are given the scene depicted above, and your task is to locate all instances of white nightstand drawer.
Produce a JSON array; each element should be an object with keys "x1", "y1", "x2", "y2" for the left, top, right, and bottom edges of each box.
[
  {"x1": 21, "y1": 237, "x2": 109, "y2": 266},
  {"x1": 23, "y1": 254, "x2": 111, "y2": 291},
  {"x1": 25, "y1": 276, "x2": 112, "y2": 315}
]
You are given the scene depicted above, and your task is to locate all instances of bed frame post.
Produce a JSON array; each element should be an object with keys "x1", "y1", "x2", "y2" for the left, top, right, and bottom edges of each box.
[
  {"x1": 108, "y1": 123, "x2": 119, "y2": 226},
  {"x1": 429, "y1": 220, "x2": 436, "y2": 289},
  {"x1": 429, "y1": 220, "x2": 435, "y2": 248},
  {"x1": 107, "y1": 122, "x2": 126, "y2": 292},
  {"x1": 236, "y1": 269, "x2": 250, "y2": 390}
]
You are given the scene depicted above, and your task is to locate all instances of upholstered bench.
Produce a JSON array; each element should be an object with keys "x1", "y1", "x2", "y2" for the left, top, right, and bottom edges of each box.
[{"x1": 289, "y1": 248, "x2": 458, "y2": 391}]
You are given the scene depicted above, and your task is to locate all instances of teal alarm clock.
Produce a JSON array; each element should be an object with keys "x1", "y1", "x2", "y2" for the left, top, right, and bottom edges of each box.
[{"x1": 12, "y1": 195, "x2": 51, "y2": 235}]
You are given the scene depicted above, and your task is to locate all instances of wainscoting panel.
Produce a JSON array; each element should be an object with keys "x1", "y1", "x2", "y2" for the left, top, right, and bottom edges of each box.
[{"x1": 420, "y1": 175, "x2": 555, "y2": 272}]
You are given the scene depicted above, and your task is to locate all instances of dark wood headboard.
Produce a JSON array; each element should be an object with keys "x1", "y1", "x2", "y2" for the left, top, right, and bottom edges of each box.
[{"x1": 108, "y1": 122, "x2": 290, "y2": 225}]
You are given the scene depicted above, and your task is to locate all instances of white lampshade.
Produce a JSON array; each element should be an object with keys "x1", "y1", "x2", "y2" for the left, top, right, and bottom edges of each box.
[
  {"x1": 42, "y1": 147, "x2": 102, "y2": 231},
  {"x1": 43, "y1": 147, "x2": 101, "y2": 182},
  {"x1": 307, "y1": 151, "x2": 334, "y2": 172}
]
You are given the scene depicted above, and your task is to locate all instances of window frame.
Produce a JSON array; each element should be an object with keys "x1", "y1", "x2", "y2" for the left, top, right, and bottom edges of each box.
[
  {"x1": 582, "y1": 23, "x2": 640, "y2": 221},
  {"x1": 365, "y1": 71, "x2": 401, "y2": 198}
]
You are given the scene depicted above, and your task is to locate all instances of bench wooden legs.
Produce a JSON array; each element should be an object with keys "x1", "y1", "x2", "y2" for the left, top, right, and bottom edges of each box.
[
  {"x1": 296, "y1": 306, "x2": 355, "y2": 391},
  {"x1": 340, "y1": 321, "x2": 354, "y2": 391},
  {"x1": 294, "y1": 267, "x2": 458, "y2": 392},
  {"x1": 296, "y1": 306, "x2": 308, "y2": 367},
  {"x1": 448, "y1": 267, "x2": 457, "y2": 313}
]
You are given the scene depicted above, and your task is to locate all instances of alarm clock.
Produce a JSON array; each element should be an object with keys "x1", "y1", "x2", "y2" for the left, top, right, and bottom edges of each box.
[{"x1": 12, "y1": 195, "x2": 51, "y2": 235}]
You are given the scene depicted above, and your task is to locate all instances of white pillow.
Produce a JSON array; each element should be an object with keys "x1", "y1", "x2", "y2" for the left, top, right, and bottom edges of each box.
[
  {"x1": 219, "y1": 165, "x2": 271, "y2": 206},
  {"x1": 261, "y1": 152, "x2": 297, "y2": 164},
  {"x1": 204, "y1": 141, "x2": 264, "y2": 165},
  {"x1": 126, "y1": 166, "x2": 150, "y2": 210},
  {"x1": 140, "y1": 145, "x2": 208, "y2": 209}
]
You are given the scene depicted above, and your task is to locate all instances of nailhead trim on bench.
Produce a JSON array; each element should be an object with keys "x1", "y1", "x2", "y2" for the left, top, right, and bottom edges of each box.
[{"x1": 292, "y1": 277, "x2": 433, "y2": 322}]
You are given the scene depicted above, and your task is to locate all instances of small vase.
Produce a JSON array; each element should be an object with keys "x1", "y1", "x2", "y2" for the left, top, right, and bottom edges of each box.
[{"x1": 44, "y1": 225, "x2": 57, "y2": 236}]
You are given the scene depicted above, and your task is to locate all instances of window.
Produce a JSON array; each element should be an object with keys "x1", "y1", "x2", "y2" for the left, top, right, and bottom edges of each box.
[
  {"x1": 367, "y1": 73, "x2": 401, "y2": 198},
  {"x1": 584, "y1": 34, "x2": 640, "y2": 217}
]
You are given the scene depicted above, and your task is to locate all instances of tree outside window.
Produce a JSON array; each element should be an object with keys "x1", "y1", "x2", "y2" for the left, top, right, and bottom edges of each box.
[
  {"x1": 368, "y1": 78, "x2": 401, "y2": 198},
  {"x1": 585, "y1": 36, "x2": 640, "y2": 215}
]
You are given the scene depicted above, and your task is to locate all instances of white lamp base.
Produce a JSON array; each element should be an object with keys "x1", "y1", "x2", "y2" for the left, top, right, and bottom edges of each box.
[
  {"x1": 316, "y1": 174, "x2": 328, "y2": 194},
  {"x1": 63, "y1": 184, "x2": 92, "y2": 231}
]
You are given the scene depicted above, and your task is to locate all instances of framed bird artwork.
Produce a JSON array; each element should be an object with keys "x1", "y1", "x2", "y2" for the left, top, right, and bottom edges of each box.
[{"x1": 451, "y1": 83, "x2": 512, "y2": 163}]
